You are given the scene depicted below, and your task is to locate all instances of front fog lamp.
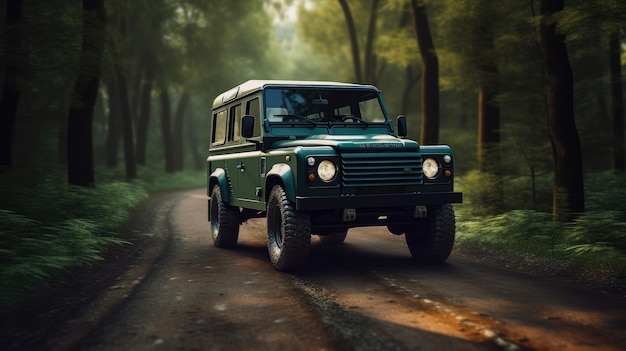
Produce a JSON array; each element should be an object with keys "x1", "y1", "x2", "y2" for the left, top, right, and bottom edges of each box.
[
  {"x1": 422, "y1": 158, "x2": 440, "y2": 179},
  {"x1": 317, "y1": 160, "x2": 337, "y2": 182}
]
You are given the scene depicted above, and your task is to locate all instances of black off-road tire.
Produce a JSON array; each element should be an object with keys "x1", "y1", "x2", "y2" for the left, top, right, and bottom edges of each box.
[
  {"x1": 318, "y1": 231, "x2": 348, "y2": 244},
  {"x1": 209, "y1": 185, "x2": 240, "y2": 248},
  {"x1": 405, "y1": 204, "x2": 455, "y2": 263},
  {"x1": 267, "y1": 185, "x2": 311, "y2": 271}
]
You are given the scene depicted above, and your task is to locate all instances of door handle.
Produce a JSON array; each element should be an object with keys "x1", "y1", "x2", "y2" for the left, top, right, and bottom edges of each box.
[{"x1": 236, "y1": 162, "x2": 245, "y2": 172}]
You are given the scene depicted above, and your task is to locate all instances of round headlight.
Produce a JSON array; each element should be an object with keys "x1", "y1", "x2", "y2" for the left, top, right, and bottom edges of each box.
[
  {"x1": 422, "y1": 158, "x2": 440, "y2": 179},
  {"x1": 317, "y1": 160, "x2": 337, "y2": 182}
]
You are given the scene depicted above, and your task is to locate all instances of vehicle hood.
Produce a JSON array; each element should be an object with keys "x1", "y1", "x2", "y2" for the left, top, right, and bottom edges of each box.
[{"x1": 271, "y1": 134, "x2": 420, "y2": 151}]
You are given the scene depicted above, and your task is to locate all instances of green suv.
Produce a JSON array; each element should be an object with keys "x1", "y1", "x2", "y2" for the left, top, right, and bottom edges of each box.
[{"x1": 207, "y1": 80, "x2": 462, "y2": 270}]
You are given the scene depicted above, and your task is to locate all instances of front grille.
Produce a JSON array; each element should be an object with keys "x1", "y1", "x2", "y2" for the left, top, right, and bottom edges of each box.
[{"x1": 341, "y1": 152, "x2": 422, "y2": 192}]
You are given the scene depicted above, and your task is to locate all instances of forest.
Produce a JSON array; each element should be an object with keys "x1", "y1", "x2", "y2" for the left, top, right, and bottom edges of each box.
[{"x1": 1, "y1": 0, "x2": 625, "y2": 307}]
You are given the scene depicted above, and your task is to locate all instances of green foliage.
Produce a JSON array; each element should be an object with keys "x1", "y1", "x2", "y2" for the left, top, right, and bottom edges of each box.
[
  {"x1": 456, "y1": 170, "x2": 505, "y2": 215},
  {"x1": 564, "y1": 212, "x2": 626, "y2": 254},
  {"x1": 457, "y1": 209, "x2": 559, "y2": 252},
  {"x1": 456, "y1": 172, "x2": 626, "y2": 280},
  {"x1": 0, "y1": 168, "x2": 203, "y2": 308}
]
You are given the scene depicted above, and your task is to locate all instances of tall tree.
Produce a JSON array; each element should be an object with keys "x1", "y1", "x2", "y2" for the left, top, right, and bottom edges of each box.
[
  {"x1": 474, "y1": 8, "x2": 504, "y2": 212},
  {"x1": 336, "y1": 0, "x2": 383, "y2": 84},
  {"x1": 67, "y1": 0, "x2": 105, "y2": 186},
  {"x1": 0, "y1": 0, "x2": 23, "y2": 169},
  {"x1": 609, "y1": 31, "x2": 625, "y2": 172},
  {"x1": 159, "y1": 88, "x2": 176, "y2": 174},
  {"x1": 475, "y1": 23, "x2": 501, "y2": 176},
  {"x1": 337, "y1": 0, "x2": 363, "y2": 82},
  {"x1": 381, "y1": 3, "x2": 421, "y2": 117},
  {"x1": 104, "y1": 79, "x2": 121, "y2": 168},
  {"x1": 116, "y1": 64, "x2": 137, "y2": 180},
  {"x1": 135, "y1": 63, "x2": 154, "y2": 166},
  {"x1": 538, "y1": 0, "x2": 585, "y2": 221},
  {"x1": 410, "y1": 0, "x2": 439, "y2": 145}
]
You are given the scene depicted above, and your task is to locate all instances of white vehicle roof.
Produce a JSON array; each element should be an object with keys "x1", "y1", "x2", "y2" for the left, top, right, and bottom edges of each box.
[{"x1": 212, "y1": 80, "x2": 380, "y2": 109}]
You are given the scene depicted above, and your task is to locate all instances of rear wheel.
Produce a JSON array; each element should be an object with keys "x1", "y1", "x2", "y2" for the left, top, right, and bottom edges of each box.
[
  {"x1": 267, "y1": 185, "x2": 311, "y2": 271},
  {"x1": 405, "y1": 204, "x2": 455, "y2": 263},
  {"x1": 209, "y1": 185, "x2": 240, "y2": 248}
]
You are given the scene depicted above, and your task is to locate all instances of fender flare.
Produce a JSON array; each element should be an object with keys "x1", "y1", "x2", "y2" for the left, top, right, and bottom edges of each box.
[
  {"x1": 208, "y1": 168, "x2": 231, "y2": 203},
  {"x1": 265, "y1": 163, "x2": 296, "y2": 203}
]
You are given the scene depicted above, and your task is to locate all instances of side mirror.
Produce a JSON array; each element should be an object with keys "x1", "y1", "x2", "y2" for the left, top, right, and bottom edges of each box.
[
  {"x1": 397, "y1": 115, "x2": 408, "y2": 137},
  {"x1": 241, "y1": 115, "x2": 255, "y2": 138}
]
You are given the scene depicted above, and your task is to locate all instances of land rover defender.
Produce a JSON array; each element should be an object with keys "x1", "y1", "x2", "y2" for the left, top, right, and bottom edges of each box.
[{"x1": 207, "y1": 80, "x2": 462, "y2": 270}]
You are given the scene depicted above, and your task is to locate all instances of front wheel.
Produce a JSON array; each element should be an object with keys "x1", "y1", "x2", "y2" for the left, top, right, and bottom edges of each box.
[
  {"x1": 266, "y1": 185, "x2": 311, "y2": 271},
  {"x1": 405, "y1": 204, "x2": 455, "y2": 263},
  {"x1": 209, "y1": 185, "x2": 240, "y2": 248}
]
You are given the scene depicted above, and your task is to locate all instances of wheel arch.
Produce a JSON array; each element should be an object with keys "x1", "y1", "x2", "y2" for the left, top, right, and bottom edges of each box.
[
  {"x1": 265, "y1": 163, "x2": 296, "y2": 203},
  {"x1": 208, "y1": 168, "x2": 231, "y2": 203}
]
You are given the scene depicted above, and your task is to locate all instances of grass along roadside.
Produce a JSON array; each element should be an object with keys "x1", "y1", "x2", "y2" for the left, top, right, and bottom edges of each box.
[
  {"x1": 454, "y1": 171, "x2": 626, "y2": 285},
  {"x1": 0, "y1": 167, "x2": 204, "y2": 309}
]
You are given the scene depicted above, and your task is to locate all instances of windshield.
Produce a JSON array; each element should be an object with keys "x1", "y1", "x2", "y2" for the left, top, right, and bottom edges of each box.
[{"x1": 264, "y1": 88, "x2": 387, "y2": 124}]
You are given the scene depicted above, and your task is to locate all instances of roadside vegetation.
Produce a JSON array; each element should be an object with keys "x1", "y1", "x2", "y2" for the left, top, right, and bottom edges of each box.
[
  {"x1": 0, "y1": 168, "x2": 203, "y2": 309},
  {"x1": 455, "y1": 171, "x2": 626, "y2": 282}
]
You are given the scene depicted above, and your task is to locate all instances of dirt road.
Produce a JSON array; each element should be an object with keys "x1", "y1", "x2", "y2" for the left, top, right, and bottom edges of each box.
[{"x1": 2, "y1": 189, "x2": 625, "y2": 350}]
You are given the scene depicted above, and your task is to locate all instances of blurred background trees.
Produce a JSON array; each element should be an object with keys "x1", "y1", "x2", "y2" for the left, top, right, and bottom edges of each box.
[
  {"x1": 1, "y1": 0, "x2": 625, "y2": 219},
  {"x1": 0, "y1": 0, "x2": 277, "y2": 183}
]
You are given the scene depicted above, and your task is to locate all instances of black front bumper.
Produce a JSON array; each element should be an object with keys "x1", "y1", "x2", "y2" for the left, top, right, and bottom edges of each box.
[{"x1": 295, "y1": 192, "x2": 462, "y2": 211}]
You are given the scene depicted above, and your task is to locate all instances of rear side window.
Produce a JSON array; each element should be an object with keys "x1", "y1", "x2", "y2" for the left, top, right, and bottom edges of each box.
[
  {"x1": 212, "y1": 109, "x2": 227, "y2": 145},
  {"x1": 229, "y1": 104, "x2": 242, "y2": 142}
]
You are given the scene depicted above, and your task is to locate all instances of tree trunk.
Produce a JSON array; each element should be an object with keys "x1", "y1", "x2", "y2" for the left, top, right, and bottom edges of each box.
[
  {"x1": 399, "y1": 3, "x2": 418, "y2": 133},
  {"x1": 476, "y1": 25, "x2": 502, "y2": 177},
  {"x1": 0, "y1": 0, "x2": 22, "y2": 169},
  {"x1": 116, "y1": 66, "x2": 137, "y2": 180},
  {"x1": 337, "y1": 0, "x2": 362, "y2": 82},
  {"x1": 136, "y1": 66, "x2": 154, "y2": 165},
  {"x1": 538, "y1": 0, "x2": 585, "y2": 221},
  {"x1": 475, "y1": 20, "x2": 503, "y2": 213},
  {"x1": 410, "y1": 0, "x2": 439, "y2": 145},
  {"x1": 363, "y1": 0, "x2": 379, "y2": 84},
  {"x1": 477, "y1": 88, "x2": 501, "y2": 173},
  {"x1": 104, "y1": 80, "x2": 121, "y2": 167},
  {"x1": 609, "y1": 31, "x2": 625, "y2": 172},
  {"x1": 67, "y1": 0, "x2": 105, "y2": 186},
  {"x1": 173, "y1": 92, "x2": 190, "y2": 172},
  {"x1": 159, "y1": 88, "x2": 176, "y2": 173}
]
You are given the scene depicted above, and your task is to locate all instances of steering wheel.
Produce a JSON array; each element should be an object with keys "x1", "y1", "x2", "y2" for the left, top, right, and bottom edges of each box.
[{"x1": 341, "y1": 115, "x2": 362, "y2": 122}]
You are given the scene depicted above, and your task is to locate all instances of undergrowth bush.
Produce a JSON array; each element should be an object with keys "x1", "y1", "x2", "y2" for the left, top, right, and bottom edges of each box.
[
  {"x1": 0, "y1": 167, "x2": 204, "y2": 308},
  {"x1": 455, "y1": 171, "x2": 626, "y2": 280}
]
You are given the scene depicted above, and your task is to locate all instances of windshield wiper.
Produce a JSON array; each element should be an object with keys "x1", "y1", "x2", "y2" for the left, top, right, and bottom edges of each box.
[{"x1": 275, "y1": 114, "x2": 317, "y2": 125}]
